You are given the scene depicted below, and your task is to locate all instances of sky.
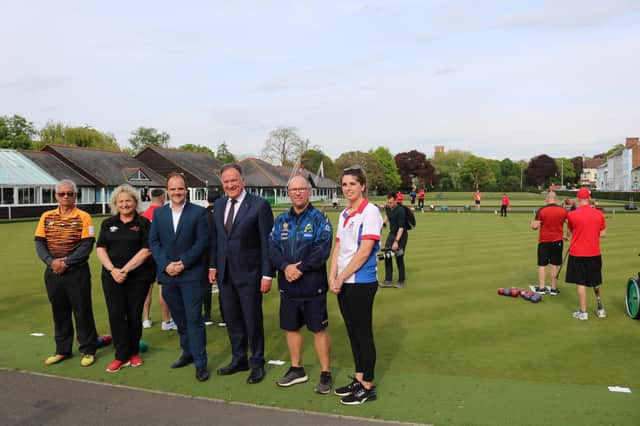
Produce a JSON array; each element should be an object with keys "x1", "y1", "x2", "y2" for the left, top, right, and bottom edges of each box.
[{"x1": 2, "y1": 0, "x2": 640, "y2": 161}]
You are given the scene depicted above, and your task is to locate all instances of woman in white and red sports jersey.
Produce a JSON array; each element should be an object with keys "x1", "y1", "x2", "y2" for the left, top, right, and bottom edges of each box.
[{"x1": 329, "y1": 166, "x2": 383, "y2": 405}]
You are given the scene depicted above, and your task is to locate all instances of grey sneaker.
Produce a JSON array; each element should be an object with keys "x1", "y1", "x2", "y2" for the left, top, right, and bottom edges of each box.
[
  {"x1": 314, "y1": 371, "x2": 332, "y2": 394},
  {"x1": 276, "y1": 367, "x2": 308, "y2": 387},
  {"x1": 596, "y1": 308, "x2": 607, "y2": 318},
  {"x1": 572, "y1": 310, "x2": 588, "y2": 320},
  {"x1": 379, "y1": 281, "x2": 393, "y2": 288},
  {"x1": 394, "y1": 281, "x2": 405, "y2": 288}
]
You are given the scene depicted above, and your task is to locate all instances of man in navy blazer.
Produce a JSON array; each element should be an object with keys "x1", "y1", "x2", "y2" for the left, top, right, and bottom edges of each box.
[
  {"x1": 149, "y1": 173, "x2": 210, "y2": 382},
  {"x1": 208, "y1": 164, "x2": 274, "y2": 384}
]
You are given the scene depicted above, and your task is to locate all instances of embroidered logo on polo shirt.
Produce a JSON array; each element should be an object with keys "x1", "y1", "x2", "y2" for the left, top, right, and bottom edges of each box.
[{"x1": 109, "y1": 226, "x2": 119, "y2": 232}]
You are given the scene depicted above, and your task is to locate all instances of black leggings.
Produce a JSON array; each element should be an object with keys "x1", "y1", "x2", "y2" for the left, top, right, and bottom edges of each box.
[{"x1": 338, "y1": 283, "x2": 378, "y2": 382}]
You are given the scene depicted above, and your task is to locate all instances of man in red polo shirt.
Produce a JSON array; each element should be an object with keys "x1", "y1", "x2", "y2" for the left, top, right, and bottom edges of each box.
[
  {"x1": 531, "y1": 191, "x2": 567, "y2": 295},
  {"x1": 500, "y1": 193, "x2": 510, "y2": 217},
  {"x1": 566, "y1": 188, "x2": 606, "y2": 320}
]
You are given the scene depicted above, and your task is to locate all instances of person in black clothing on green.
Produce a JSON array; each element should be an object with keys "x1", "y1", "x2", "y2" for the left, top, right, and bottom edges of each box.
[
  {"x1": 96, "y1": 184, "x2": 156, "y2": 373},
  {"x1": 381, "y1": 192, "x2": 407, "y2": 288}
]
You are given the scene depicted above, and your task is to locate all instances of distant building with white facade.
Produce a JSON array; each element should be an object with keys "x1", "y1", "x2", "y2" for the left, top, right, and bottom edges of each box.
[{"x1": 595, "y1": 137, "x2": 640, "y2": 191}]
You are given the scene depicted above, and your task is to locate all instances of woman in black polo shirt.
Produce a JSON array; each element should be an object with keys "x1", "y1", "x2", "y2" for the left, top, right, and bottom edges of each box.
[{"x1": 96, "y1": 184, "x2": 155, "y2": 373}]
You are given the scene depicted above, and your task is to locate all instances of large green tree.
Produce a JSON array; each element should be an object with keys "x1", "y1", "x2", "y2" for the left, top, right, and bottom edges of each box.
[
  {"x1": 370, "y1": 147, "x2": 401, "y2": 193},
  {"x1": 39, "y1": 121, "x2": 119, "y2": 150},
  {"x1": 334, "y1": 151, "x2": 385, "y2": 194},
  {"x1": 571, "y1": 156, "x2": 584, "y2": 185},
  {"x1": 496, "y1": 158, "x2": 522, "y2": 191},
  {"x1": 215, "y1": 142, "x2": 236, "y2": 164},
  {"x1": 301, "y1": 149, "x2": 340, "y2": 181},
  {"x1": 128, "y1": 127, "x2": 170, "y2": 154},
  {"x1": 554, "y1": 158, "x2": 576, "y2": 186},
  {"x1": 431, "y1": 149, "x2": 471, "y2": 190},
  {"x1": 0, "y1": 114, "x2": 37, "y2": 149},
  {"x1": 460, "y1": 156, "x2": 496, "y2": 190}
]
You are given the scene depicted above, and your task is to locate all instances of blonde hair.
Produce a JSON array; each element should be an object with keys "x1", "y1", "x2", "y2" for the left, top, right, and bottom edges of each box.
[{"x1": 109, "y1": 184, "x2": 140, "y2": 216}]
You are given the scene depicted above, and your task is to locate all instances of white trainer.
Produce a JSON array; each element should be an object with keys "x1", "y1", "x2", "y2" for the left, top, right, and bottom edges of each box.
[
  {"x1": 596, "y1": 308, "x2": 607, "y2": 318},
  {"x1": 572, "y1": 310, "x2": 588, "y2": 321},
  {"x1": 161, "y1": 320, "x2": 178, "y2": 331},
  {"x1": 142, "y1": 319, "x2": 152, "y2": 329}
]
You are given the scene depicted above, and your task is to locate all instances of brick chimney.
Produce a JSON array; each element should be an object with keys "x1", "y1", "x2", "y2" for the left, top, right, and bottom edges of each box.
[{"x1": 625, "y1": 137, "x2": 639, "y2": 149}]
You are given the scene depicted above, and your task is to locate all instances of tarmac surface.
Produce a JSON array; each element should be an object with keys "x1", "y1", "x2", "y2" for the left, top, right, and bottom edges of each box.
[{"x1": 1, "y1": 370, "x2": 423, "y2": 426}]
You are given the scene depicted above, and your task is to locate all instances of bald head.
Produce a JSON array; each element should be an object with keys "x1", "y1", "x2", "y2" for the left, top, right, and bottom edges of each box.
[
  {"x1": 288, "y1": 175, "x2": 309, "y2": 190},
  {"x1": 546, "y1": 191, "x2": 557, "y2": 204},
  {"x1": 287, "y1": 175, "x2": 311, "y2": 213}
]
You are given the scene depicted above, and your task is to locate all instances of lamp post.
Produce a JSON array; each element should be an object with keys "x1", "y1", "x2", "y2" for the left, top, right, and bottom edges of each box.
[{"x1": 520, "y1": 165, "x2": 523, "y2": 191}]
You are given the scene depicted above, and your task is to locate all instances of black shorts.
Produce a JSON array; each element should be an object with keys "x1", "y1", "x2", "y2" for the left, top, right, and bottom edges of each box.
[
  {"x1": 475, "y1": 200, "x2": 480, "y2": 205},
  {"x1": 537, "y1": 241, "x2": 563, "y2": 266},
  {"x1": 279, "y1": 293, "x2": 328, "y2": 333},
  {"x1": 565, "y1": 255, "x2": 602, "y2": 287}
]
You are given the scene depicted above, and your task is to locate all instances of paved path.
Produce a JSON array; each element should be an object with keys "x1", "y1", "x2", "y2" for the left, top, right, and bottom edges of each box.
[{"x1": 1, "y1": 370, "x2": 424, "y2": 426}]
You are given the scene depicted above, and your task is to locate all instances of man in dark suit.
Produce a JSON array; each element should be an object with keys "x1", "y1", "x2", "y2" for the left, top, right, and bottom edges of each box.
[
  {"x1": 209, "y1": 164, "x2": 274, "y2": 384},
  {"x1": 149, "y1": 172, "x2": 210, "y2": 382}
]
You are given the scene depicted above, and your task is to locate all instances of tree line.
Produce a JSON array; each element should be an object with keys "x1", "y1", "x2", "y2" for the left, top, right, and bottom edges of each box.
[{"x1": 1, "y1": 114, "x2": 599, "y2": 193}]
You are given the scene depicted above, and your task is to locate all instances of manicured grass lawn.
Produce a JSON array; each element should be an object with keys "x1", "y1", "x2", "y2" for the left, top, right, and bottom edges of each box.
[{"x1": 1, "y1": 207, "x2": 639, "y2": 425}]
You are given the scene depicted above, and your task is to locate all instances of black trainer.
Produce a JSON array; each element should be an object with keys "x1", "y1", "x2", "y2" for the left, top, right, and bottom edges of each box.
[
  {"x1": 334, "y1": 376, "x2": 360, "y2": 396},
  {"x1": 548, "y1": 288, "x2": 560, "y2": 296},
  {"x1": 533, "y1": 286, "x2": 549, "y2": 295},
  {"x1": 340, "y1": 383, "x2": 377, "y2": 405},
  {"x1": 276, "y1": 367, "x2": 308, "y2": 387}
]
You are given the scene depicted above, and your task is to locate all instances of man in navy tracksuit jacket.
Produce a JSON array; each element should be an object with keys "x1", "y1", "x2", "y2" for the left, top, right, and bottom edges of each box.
[{"x1": 269, "y1": 175, "x2": 333, "y2": 393}]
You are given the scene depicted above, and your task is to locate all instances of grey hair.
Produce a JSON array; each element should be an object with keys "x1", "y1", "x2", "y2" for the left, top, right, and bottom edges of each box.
[
  {"x1": 55, "y1": 179, "x2": 77, "y2": 194},
  {"x1": 288, "y1": 174, "x2": 311, "y2": 189},
  {"x1": 109, "y1": 184, "x2": 140, "y2": 216}
]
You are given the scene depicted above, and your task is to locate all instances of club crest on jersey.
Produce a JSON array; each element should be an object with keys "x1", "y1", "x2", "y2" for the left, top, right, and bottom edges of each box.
[
  {"x1": 304, "y1": 223, "x2": 312, "y2": 233},
  {"x1": 281, "y1": 222, "x2": 289, "y2": 240},
  {"x1": 109, "y1": 226, "x2": 119, "y2": 232}
]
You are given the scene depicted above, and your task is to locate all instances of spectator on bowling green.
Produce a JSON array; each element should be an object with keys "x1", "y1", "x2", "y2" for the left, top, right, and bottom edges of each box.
[
  {"x1": 566, "y1": 188, "x2": 607, "y2": 321},
  {"x1": 531, "y1": 191, "x2": 567, "y2": 296},
  {"x1": 500, "y1": 193, "x2": 510, "y2": 217},
  {"x1": 474, "y1": 189, "x2": 481, "y2": 209},
  {"x1": 141, "y1": 188, "x2": 176, "y2": 331},
  {"x1": 96, "y1": 184, "x2": 156, "y2": 372},
  {"x1": 35, "y1": 179, "x2": 99, "y2": 367},
  {"x1": 329, "y1": 166, "x2": 383, "y2": 405}
]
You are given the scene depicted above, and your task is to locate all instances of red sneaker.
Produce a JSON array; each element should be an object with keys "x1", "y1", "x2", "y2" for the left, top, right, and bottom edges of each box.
[
  {"x1": 129, "y1": 354, "x2": 143, "y2": 367},
  {"x1": 106, "y1": 359, "x2": 129, "y2": 373}
]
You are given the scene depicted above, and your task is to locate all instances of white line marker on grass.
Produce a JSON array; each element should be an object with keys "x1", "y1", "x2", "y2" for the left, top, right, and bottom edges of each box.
[{"x1": 608, "y1": 386, "x2": 631, "y2": 393}]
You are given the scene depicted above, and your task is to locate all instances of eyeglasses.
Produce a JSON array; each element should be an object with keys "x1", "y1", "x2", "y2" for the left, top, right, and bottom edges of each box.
[
  {"x1": 288, "y1": 187, "x2": 309, "y2": 193},
  {"x1": 57, "y1": 192, "x2": 76, "y2": 197}
]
